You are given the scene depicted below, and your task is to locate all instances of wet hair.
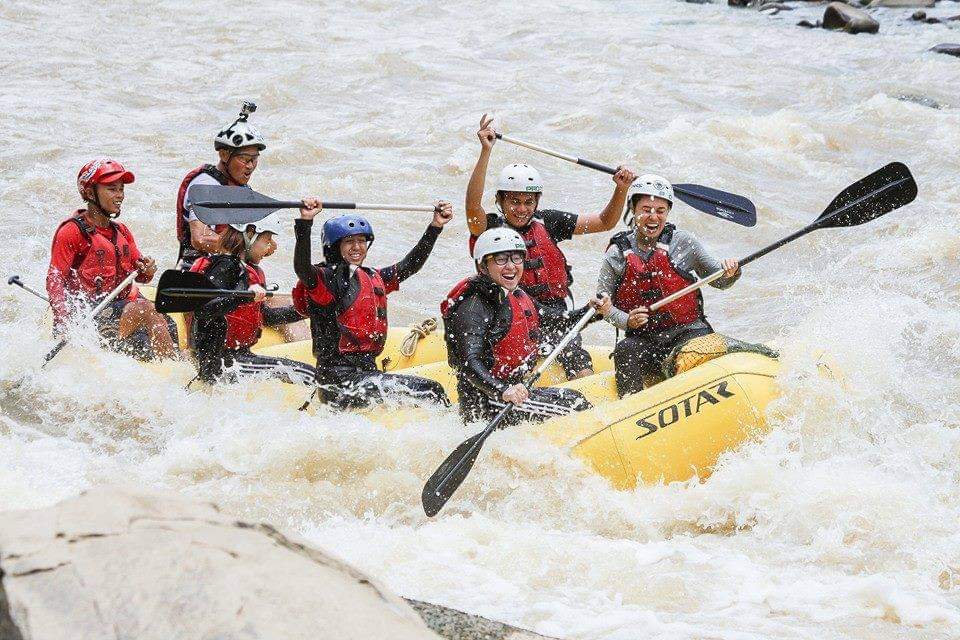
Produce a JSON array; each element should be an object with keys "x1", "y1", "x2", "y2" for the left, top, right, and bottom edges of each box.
[{"x1": 216, "y1": 226, "x2": 248, "y2": 258}]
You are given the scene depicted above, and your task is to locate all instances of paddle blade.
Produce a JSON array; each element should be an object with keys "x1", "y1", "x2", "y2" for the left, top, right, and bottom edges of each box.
[
  {"x1": 189, "y1": 185, "x2": 285, "y2": 226},
  {"x1": 421, "y1": 431, "x2": 488, "y2": 517},
  {"x1": 673, "y1": 183, "x2": 757, "y2": 227},
  {"x1": 816, "y1": 162, "x2": 917, "y2": 228},
  {"x1": 155, "y1": 269, "x2": 216, "y2": 313}
]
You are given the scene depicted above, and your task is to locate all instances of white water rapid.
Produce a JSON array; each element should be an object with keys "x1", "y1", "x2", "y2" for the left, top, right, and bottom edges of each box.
[{"x1": 1, "y1": 1, "x2": 959, "y2": 638}]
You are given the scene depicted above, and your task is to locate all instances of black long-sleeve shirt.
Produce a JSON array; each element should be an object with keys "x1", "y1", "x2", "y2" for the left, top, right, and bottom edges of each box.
[
  {"x1": 443, "y1": 275, "x2": 591, "y2": 399},
  {"x1": 294, "y1": 218, "x2": 442, "y2": 291}
]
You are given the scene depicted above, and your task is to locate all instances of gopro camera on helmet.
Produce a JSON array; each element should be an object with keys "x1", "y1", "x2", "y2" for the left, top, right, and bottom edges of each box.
[{"x1": 239, "y1": 101, "x2": 257, "y2": 121}]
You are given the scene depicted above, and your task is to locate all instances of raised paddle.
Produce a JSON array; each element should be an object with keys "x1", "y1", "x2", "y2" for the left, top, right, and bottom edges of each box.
[
  {"x1": 189, "y1": 185, "x2": 440, "y2": 226},
  {"x1": 421, "y1": 305, "x2": 599, "y2": 517},
  {"x1": 495, "y1": 132, "x2": 757, "y2": 227},
  {"x1": 154, "y1": 269, "x2": 275, "y2": 314},
  {"x1": 647, "y1": 162, "x2": 917, "y2": 313},
  {"x1": 42, "y1": 269, "x2": 140, "y2": 367},
  {"x1": 7, "y1": 275, "x2": 49, "y2": 303}
]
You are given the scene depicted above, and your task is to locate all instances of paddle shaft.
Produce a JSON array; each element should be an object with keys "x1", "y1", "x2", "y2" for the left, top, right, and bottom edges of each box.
[
  {"x1": 42, "y1": 270, "x2": 140, "y2": 366},
  {"x1": 8, "y1": 276, "x2": 50, "y2": 303},
  {"x1": 193, "y1": 199, "x2": 437, "y2": 212},
  {"x1": 649, "y1": 205, "x2": 862, "y2": 312},
  {"x1": 495, "y1": 132, "x2": 729, "y2": 210},
  {"x1": 428, "y1": 307, "x2": 598, "y2": 503},
  {"x1": 159, "y1": 287, "x2": 275, "y2": 300}
]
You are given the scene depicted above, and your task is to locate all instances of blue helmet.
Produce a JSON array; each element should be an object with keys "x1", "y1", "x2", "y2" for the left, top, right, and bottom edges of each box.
[{"x1": 321, "y1": 214, "x2": 374, "y2": 262}]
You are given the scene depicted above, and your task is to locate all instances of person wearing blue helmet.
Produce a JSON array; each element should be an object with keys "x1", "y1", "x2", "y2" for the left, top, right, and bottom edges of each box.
[{"x1": 292, "y1": 198, "x2": 454, "y2": 409}]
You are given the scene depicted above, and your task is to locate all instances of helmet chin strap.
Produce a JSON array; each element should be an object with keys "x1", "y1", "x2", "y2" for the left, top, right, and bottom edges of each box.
[
  {"x1": 241, "y1": 229, "x2": 261, "y2": 263},
  {"x1": 86, "y1": 187, "x2": 120, "y2": 219}
]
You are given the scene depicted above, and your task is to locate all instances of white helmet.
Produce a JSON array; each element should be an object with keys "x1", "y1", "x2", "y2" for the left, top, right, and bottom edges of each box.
[
  {"x1": 473, "y1": 227, "x2": 527, "y2": 264},
  {"x1": 215, "y1": 101, "x2": 266, "y2": 151},
  {"x1": 229, "y1": 213, "x2": 282, "y2": 236},
  {"x1": 496, "y1": 164, "x2": 543, "y2": 194},
  {"x1": 627, "y1": 174, "x2": 674, "y2": 208},
  {"x1": 230, "y1": 214, "x2": 281, "y2": 257}
]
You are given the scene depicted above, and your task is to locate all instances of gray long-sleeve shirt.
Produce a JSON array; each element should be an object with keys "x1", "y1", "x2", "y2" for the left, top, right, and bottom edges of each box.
[{"x1": 597, "y1": 227, "x2": 741, "y2": 329}]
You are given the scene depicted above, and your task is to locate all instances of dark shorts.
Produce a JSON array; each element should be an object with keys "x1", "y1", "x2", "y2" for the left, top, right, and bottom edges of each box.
[
  {"x1": 456, "y1": 377, "x2": 591, "y2": 426},
  {"x1": 612, "y1": 322, "x2": 713, "y2": 397},
  {"x1": 538, "y1": 297, "x2": 593, "y2": 378},
  {"x1": 95, "y1": 298, "x2": 178, "y2": 361},
  {"x1": 315, "y1": 365, "x2": 450, "y2": 410}
]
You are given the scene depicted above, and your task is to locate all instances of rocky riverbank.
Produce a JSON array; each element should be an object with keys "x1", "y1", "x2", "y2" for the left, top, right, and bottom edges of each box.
[
  {"x1": 721, "y1": 0, "x2": 960, "y2": 39},
  {"x1": 0, "y1": 487, "x2": 551, "y2": 640}
]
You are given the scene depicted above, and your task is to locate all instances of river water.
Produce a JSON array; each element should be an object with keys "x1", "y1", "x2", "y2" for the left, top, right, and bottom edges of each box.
[{"x1": 1, "y1": 1, "x2": 959, "y2": 638}]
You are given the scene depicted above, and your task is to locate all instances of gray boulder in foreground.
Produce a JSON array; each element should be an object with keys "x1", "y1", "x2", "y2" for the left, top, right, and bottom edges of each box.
[{"x1": 0, "y1": 486, "x2": 438, "y2": 640}]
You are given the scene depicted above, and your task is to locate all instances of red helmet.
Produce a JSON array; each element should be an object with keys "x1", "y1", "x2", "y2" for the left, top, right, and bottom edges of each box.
[{"x1": 76, "y1": 158, "x2": 136, "y2": 199}]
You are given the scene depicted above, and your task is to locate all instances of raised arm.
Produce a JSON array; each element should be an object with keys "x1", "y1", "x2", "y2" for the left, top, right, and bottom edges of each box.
[
  {"x1": 382, "y1": 201, "x2": 453, "y2": 284},
  {"x1": 294, "y1": 198, "x2": 324, "y2": 288},
  {"x1": 465, "y1": 114, "x2": 497, "y2": 237},
  {"x1": 574, "y1": 165, "x2": 637, "y2": 235}
]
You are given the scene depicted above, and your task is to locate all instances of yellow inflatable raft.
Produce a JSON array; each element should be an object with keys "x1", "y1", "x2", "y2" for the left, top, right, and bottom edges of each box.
[{"x1": 532, "y1": 352, "x2": 780, "y2": 489}]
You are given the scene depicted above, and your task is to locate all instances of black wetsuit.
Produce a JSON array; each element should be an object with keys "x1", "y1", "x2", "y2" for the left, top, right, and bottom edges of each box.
[
  {"x1": 293, "y1": 219, "x2": 450, "y2": 409},
  {"x1": 442, "y1": 275, "x2": 592, "y2": 425},
  {"x1": 192, "y1": 254, "x2": 315, "y2": 385}
]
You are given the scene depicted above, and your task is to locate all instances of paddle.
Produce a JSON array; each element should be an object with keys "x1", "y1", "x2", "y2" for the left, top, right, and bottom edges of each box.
[
  {"x1": 189, "y1": 185, "x2": 440, "y2": 226},
  {"x1": 42, "y1": 270, "x2": 140, "y2": 367},
  {"x1": 154, "y1": 269, "x2": 275, "y2": 313},
  {"x1": 647, "y1": 162, "x2": 917, "y2": 312},
  {"x1": 421, "y1": 305, "x2": 598, "y2": 517},
  {"x1": 7, "y1": 275, "x2": 49, "y2": 303},
  {"x1": 495, "y1": 132, "x2": 758, "y2": 227}
]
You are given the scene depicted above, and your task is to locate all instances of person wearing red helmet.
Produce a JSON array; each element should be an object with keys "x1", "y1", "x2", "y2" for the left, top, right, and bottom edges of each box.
[{"x1": 46, "y1": 159, "x2": 177, "y2": 360}]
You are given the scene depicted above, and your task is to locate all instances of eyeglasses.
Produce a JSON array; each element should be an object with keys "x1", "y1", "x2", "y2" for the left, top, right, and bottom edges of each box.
[
  {"x1": 232, "y1": 152, "x2": 260, "y2": 166},
  {"x1": 490, "y1": 252, "x2": 525, "y2": 266}
]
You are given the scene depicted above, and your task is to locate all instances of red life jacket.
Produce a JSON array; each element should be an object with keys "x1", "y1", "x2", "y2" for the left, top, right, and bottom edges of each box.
[
  {"x1": 469, "y1": 218, "x2": 571, "y2": 302},
  {"x1": 175, "y1": 164, "x2": 232, "y2": 256},
  {"x1": 54, "y1": 212, "x2": 140, "y2": 301},
  {"x1": 294, "y1": 266, "x2": 391, "y2": 359},
  {"x1": 609, "y1": 228, "x2": 703, "y2": 333},
  {"x1": 336, "y1": 267, "x2": 389, "y2": 355},
  {"x1": 192, "y1": 256, "x2": 265, "y2": 350},
  {"x1": 442, "y1": 277, "x2": 541, "y2": 381}
]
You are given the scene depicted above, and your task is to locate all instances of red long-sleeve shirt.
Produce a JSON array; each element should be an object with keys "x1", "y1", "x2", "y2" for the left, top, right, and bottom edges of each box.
[{"x1": 46, "y1": 212, "x2": 147, "y2": 327}]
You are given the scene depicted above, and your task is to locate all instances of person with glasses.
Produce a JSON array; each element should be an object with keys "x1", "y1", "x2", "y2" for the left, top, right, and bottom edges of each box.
[
  {"x1": 465, "y1": 114, "x2": 636, "y2": 381},
  {"x1": 596, "y1": 175, "x2": 742, "y2": 398},
  {"x1": 442, "y1": 228, "x2": 607, "y2": 425},
  {"x1": 174, "y1": 101, "x2": 267, "y2": 271}
]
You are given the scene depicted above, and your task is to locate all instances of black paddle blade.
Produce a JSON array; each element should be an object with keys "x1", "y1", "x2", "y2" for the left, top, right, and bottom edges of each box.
[
  {"x1": 673, "y1": 183, "x2": 757, "y2": 227},
  {"x1": 155, "y1": 269, "x2": 216, "y2": 313},
  {"x1": 421, "y1": 431, "x2": 488, "y2": 517},
  {"x1": 816, "y1": 162, "x2": 917, "y2": 228},
  {"x1": 189, "y1": 185, "x2": 293, "y2": 226}
]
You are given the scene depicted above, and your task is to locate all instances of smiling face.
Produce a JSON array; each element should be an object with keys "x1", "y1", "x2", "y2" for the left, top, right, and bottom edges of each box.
[
  {"x1": 497, "y1": 191, "x2": 540, "y2": 229},
  {"x1": 632, "y1": 195, "x2": 671, "y2": 243},
  {"x1": 246, "y1": 232, "x2": 277, "y2": 264},
  {"x1": 339, "y1": 234, "x2": 369, "y2": 266},
  {"x1": 219, "y1": 144, "x2": 261, "y2": 185},
  {"x1": 89, "y1": 181, "x2": 125, "y2": 216},
  {"x1": 481, "y1": 251, "x2": 525, "y2": 290}
]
